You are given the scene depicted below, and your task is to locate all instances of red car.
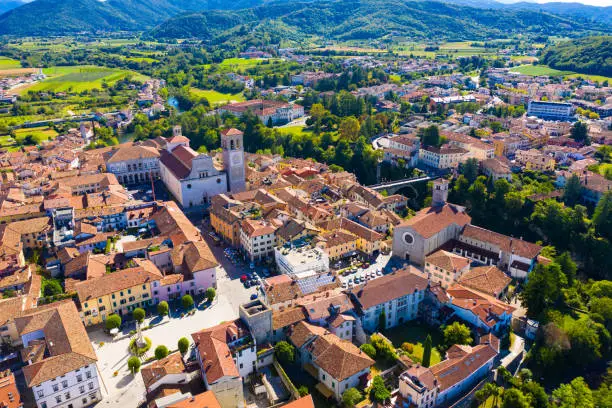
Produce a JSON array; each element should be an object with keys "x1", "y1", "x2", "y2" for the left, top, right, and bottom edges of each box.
[{"x1": 240, "y1": 275, "x2": 248, "y2": 282}]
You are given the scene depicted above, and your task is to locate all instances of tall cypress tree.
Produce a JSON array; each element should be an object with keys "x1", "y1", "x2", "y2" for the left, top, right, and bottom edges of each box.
[{"x1": 422, "y1": 335, "x2": 432, "y2": 367}]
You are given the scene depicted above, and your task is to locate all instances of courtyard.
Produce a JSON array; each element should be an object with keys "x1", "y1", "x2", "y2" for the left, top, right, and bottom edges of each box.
[{"x1": 382, "y1": 321, "x2": 444, "y2": 366}]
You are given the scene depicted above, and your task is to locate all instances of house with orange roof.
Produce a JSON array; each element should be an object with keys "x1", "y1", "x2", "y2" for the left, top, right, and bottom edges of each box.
[
  {"x1": 446, "y1": 284, "x2": 515, "y2": 333},
  {"x1": 425, "y1": 249, "x2": 470, "y2": 289},
  {"x1": 398, "y1": 334, "x2": 499, "y2": 407},
  {"x1": 288, "y1": 321, "x2": 373, "y2": 401},
  {"x1": 191, "y1": 320, "x2": 256, "y2": 408},
  {"x1": 16, "y1": 301, "x2": 102, "y2": 408},
  {"x1": 0, "y1": 369, "x2": 22, "y2": 408},
  {"x1": 239, "y1": 219, "x2": 277, "y2": 262}
]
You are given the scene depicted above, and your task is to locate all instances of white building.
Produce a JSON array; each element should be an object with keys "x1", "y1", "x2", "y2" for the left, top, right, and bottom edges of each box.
[
  {"x1": 191, "y1": 320, "x2": 257, "y2": 408},
  {"x1": 350, "y1": 266, "x2": 429, "y2": 332},
  {"x1": 16, "y1": 302, "x2": 102, "y2": 408},
  {"x1": 240, "y1": 219, "x2": 277, "y2": 262},
  {"x1": 274, "y1": 245, "x2": 329, "y2": 277},
  {"x1": 398, "y1": 335, "x2": 499, "y2": 408},
  {"x1": 419, "y1": 145, "x2": 468, "y2": 169},
  {"x1": 159, "y1": 127, "x2": 229, "y2": 208},
  {"x1": 104, "y1": 145, "x2": 160, "y2": 185},
  {"x1": 527, "y1": 101, "x2": 574, "y2": 121},
  {"x1": 289, "y1": 322, "x2": 373, "y2": 401}
]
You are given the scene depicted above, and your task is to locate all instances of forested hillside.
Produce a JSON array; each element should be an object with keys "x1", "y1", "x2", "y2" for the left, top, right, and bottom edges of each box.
[
  {"x1": 149, "y1": 0, "x2": 609, "y2": 43},
  {"x1": 0, "y1": 0, "x2": 291, "y2": 35},
  {"x1": 541, "y1": 36, "x2": 612, "y2": 77}
]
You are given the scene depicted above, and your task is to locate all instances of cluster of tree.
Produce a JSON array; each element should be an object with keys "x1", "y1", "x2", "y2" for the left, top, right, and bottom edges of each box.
[
  {"x1": 479, "y1": 367, "x2": 611, "y2": 408},
  {"x1": 485, "y1": 104, "x2": 526, "y2": 118},
  {"x1": 540, "y1": 36, "x2": 612, "y2": 77},
  {"x1": 449, "y1": 167, "x2": 612, "y2": 280}
]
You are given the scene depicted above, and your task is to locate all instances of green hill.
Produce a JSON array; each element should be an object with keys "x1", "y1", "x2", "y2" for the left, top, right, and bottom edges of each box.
[
  {"x1": 148, "y1": 0, "x2": 609, "y2": 43},
  {"x1": 0, "y1": 0, "x2": 291, "y2": 36},
  {"x1": 540, "y1": 36, "x2": 612, "y2": 78}
]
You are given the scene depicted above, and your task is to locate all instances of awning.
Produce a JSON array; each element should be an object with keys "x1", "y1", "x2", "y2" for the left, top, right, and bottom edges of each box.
[
  {"x1": 315, "y1": 382, "x2": 334, "y2": 399},
  {"x1": 304, "y1": 363, "x2": 319, "y2": 379}
]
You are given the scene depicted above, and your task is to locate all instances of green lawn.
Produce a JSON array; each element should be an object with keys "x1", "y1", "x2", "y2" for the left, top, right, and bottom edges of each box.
[
  {"x1": 190, "y1": 88, "x2": 245, "y2": 105},
  {"x1": 0, "y1": 135, "x2": 15, "y2": 147},
  {"x1": 0, "y1": 57, "x2": 21, "y2": 70},
  {"x1": 383, "y1": 322, "x2": 444, "y2": 366},
  {"x1": 510, "y1": 64, "x2": 570, "y2": 76},
  {"x1": 276, "y1": 124, "x2": 314, "y2": 138},
  {"x1": 25, "y1": 66, "x2": 148, "y2": 93},
  {"x1": 509, "y1": 65, "x2": 611, "y2": 82},
  {"x1": 13, "y1": 127, "x2": 58, "y2": 144}
]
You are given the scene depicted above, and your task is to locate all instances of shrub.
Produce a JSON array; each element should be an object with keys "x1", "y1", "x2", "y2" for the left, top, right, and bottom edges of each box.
[
  {"x1": 360, "y1": 343, "x2": 377, "y2": 359},
  {"x1": 274, "y1": 341, "x2": 295, "y2": 364},
  {"x1": 298, "y1": 385, "x2": 309, "y2": 397},
  {"x1": 401, "y1": 342, "x2": 414, "y2": 354},
  {"x1": 154, "y1": 345, "x2": 169, "y2": 360},
  {"x1": 181, "y1": 295, "x2": 194, "y2": 310},
  {"x1": 371, "y1": 334, "x2": 397, "y2": 361},
  {"x1": 178, "y1": 337, "x2": 190, "y2": 354},
  {"x1": 127, "y1": 356, "x2": 141, "y2": 374},
  {"x1": 133, "y1": 308, "x2": 146, "y2": 324},
  {"x1": 129, "y1": 337, "x2": 152, "y2": 356},
  {"x1": 157, "y1": 301, "x2": 169, "y2": 316},
  {"x1": 342, "y1": 387, "x2": 362, "y2": 407},
  {"x1": 105, "y1": 314, "x2": 122, "y2": 330},
  {"x1": 205, "y1": 287, "x2": 216, "y2": 302},
  {"x1": 113, "y1": 371, "x2": 118, "y2": 377},
  {"x1": 43, "y1": 279, "x2": 63, "y2": 297},
  {"x1": 370, "y1": 375, "x2": 391, "y2": 402}
]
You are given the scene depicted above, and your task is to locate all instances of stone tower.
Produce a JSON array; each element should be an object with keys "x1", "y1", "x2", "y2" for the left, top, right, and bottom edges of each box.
[
  {"x1": 432, "y1": 178, "x2": 449, "y2": 207},
  {"x1": 221, "y1": 128, "x2": 246, "y2": 193}
]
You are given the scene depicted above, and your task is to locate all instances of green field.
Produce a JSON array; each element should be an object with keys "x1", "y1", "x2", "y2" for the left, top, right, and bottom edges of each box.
[
  {"x1": 190, "y1": 88, "x2": 245, "y2": 105},
  {"x1": 510, "y1": 64, "x2": 570, "y2": 76},
  {"x1": 276, "y1": 124, "x2": 314, "y2": 138},
  {"x1": 125, "y1": 56, "x2": 158, "y2": 63},
  {"x1": 0, "y1": 57, "x2": 21, "y2": 70},
  {"x1": 13, "y1": 127, "x2": 59, "y2": 144},
  {"x1": 24, "y1": 66, "x2": 148, "y2": 93},
  {"x1": 510, "y1": 64, "x2": 612, "y2": 82}
]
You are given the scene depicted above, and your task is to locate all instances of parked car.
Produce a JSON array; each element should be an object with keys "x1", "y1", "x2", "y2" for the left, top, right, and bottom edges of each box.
[
  {"x1": 250, "y1": 293, "x2": 258, "y2": 300},
  {"x1": 240, "y1": 275, "x2": 247, "y2": 282}
]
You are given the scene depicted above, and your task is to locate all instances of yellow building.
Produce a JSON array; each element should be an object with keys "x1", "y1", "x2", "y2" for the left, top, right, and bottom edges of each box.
[
  {"x1": 210, "y1": 208, "x2": 241, "y2": 246},
  {"x1": 516, "y1": 149, "x2": 556, "y2": 172},
  {"x1": 317, "y1": 230, "x2": 358, "y2": 261},
  {"x1": 75, "y1": 264, "x2": 162, "y2": 326},
  {"x1": 7, "y1": 217, "x2": 52, "y2": 248}
]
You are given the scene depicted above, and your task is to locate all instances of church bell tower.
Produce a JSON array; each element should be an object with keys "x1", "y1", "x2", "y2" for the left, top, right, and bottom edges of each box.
[{"x1": 221, "y1": 128, "x2": 246, "y2": 193}]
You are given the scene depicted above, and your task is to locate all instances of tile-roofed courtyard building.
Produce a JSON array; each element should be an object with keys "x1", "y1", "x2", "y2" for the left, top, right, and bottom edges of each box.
[
  {"x1": 15, "y1": 301, "x2": 102, "y2": 408},
  {"x1": 288, "y1": 321, "x2": 373, "y2": 401},
  {"x1": 398, "y1": 335, "x2": 499, "y2": 407}
]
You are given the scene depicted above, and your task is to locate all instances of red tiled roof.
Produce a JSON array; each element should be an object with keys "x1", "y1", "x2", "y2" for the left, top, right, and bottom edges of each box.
[{"x1": 399, "y1": 203, "x2": 471, "y2": 239}]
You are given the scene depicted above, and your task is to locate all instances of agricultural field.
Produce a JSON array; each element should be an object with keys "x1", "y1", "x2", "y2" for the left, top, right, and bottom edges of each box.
[
  {"x1": 394, "y1": 41, "x2": 498, "y2": 58},
  {"x1": 0, "y1": 57, "x2": 21, "y2": 70},
  {"x1": 190, "y1": 88, "x2": 245, "y2": 105},
  {"x1": 23, "y1": 66, "x2": 148, "y2": 93}
]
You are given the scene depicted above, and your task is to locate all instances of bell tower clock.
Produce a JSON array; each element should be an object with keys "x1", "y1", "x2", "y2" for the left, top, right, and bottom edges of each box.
[{"x1": 221, "y1": 128, "x2": 246, "y2": 193}]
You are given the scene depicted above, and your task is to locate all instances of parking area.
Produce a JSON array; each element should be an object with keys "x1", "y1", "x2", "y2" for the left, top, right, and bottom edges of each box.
[{"x1": 336, "y1": 252, "x2": 403, "y2": 289}]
